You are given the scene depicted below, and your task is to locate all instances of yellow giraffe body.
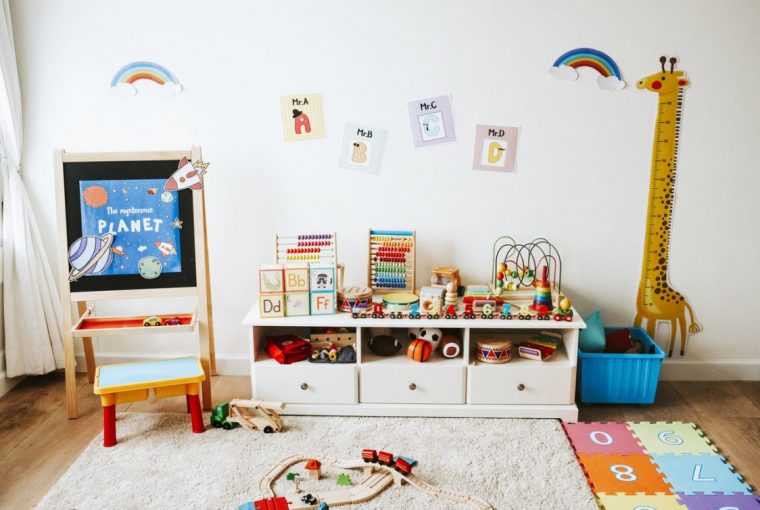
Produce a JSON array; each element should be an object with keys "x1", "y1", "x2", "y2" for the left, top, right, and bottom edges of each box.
[{"x1": 634, "y1": 58, "x2": 701, "y2": 356}]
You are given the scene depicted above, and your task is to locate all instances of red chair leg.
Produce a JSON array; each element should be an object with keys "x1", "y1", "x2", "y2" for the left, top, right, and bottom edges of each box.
[
  {"x1": 103, "y1": 404, "x2": 117, "y2": 447},
  {"x1": 187, "y1": 394, "x2": 205, "y2": 433}
]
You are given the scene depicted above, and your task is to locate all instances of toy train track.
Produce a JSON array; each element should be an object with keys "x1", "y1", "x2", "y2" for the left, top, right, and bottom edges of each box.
[{"x1": 253, "y1": 452, "x2": 493, "y2": 510}]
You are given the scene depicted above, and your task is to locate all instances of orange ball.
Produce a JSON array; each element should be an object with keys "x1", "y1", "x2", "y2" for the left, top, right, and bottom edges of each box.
[{"x1": 407, "y1": 339, "x2": 432, "y2": 362}]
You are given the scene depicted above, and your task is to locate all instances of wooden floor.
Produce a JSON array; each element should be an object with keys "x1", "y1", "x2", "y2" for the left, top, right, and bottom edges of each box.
[{"x1": 0, "y1": 374, "x2": 758, "y2": 509}]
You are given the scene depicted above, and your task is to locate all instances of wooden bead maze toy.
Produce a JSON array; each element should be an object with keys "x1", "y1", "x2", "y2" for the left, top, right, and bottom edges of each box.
[
  {"x1": 368, "y1": 229, "x2": 416, "y2": 294},
  {"x1": 491, "y1": 237, "x2": 563, "y2": 301}
]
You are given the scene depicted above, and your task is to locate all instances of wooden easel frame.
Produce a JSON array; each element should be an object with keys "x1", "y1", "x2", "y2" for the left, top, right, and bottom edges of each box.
[{"x1": 54, "y1": 147, "x2": 216, "y2": 418}]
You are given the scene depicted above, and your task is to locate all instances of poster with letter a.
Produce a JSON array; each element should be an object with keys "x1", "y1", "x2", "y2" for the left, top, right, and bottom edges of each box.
[
  {"x1": 279, "y1": 93, "x2": 325, "y2": 142},
  {"x1": 472, "y1": 124, "x2": 518, "y2": 172}
]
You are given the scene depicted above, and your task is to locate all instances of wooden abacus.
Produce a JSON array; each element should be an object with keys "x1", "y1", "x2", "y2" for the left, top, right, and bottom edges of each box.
[
  {"x1": 367, "y1": 229, "x2": 416, "y2": 294},
  {"x1": 274, "y1": 232, "x2": 337, "y2": 265}
]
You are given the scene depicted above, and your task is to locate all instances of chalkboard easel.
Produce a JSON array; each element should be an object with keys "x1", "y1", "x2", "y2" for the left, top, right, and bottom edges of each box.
[{"x1": 54, "y1": 147, "x2": 216, "y2": 419}]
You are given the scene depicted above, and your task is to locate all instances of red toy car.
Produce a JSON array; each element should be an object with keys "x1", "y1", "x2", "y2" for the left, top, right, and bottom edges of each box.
[{"x1": 163, "y1": 316, "x2": 182, "y2": 326}]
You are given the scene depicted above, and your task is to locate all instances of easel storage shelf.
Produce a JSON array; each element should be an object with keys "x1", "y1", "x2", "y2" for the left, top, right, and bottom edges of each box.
[
  {"x1": 54, "y1": 148, "x2": 216, "y2": 419},
  {"x1": 243, "y1": 305, "x2": 585, "y2": 420}
]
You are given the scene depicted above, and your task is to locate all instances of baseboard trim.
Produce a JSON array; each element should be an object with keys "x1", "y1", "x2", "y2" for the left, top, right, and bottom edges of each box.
[
  {"x1": 660, "y1": 359, "x2": 760, "y2": 381},
  {"x1": 74, "y1": 352, "x2": 251, "y2": 376}
]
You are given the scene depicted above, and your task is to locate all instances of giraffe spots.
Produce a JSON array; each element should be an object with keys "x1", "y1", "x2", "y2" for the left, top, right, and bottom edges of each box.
[{"x1": 654, "y1": 288, "x2": 661, "y2": 294}]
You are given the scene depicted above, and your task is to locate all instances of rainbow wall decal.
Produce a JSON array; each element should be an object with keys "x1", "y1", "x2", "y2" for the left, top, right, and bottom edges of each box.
[
  {"x1": 550, "y1": 48, "x2": 625, "y2": 91},
  {"x1": 110, "y1": 61, "x2": 182, "y2": 96}
]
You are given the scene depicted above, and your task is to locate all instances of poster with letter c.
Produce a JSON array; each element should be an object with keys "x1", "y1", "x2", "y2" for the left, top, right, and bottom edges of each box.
[{"x1": 407, "y1": 95, "x2": 455, "y2": 148}]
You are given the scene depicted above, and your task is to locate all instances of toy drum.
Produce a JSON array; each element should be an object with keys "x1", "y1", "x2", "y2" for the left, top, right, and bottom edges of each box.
[
  {"x1": 476, "y1": 339, "x2": 513, "y2": 364},
  {"x1": 337, "y1": 286, "x2": 373, "y2": 312},
  {"x1": 382, "y1": 292, "x2": 419, "y2": 312}
]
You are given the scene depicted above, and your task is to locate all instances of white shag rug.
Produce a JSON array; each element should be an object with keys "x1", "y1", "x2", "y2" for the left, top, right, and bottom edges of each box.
[{"x1": 37, "y1": 413, "x2": 596, "y2": 510}]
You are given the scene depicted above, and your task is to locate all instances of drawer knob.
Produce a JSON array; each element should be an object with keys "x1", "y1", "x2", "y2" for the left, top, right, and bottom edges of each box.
[
  {"x1": 408, "y1": 383, "x2": 417, "y2": 391},
  {"x1": 300, "y1": 383, "x2": 308, "y2": 390},
  {"x1": 517, "y1": 383, "x2": 525, "y2": 391}
]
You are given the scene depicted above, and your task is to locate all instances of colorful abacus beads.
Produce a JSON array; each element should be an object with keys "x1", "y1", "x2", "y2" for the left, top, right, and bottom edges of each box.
[{"x1": 297, "y1": 234, "x2": 332, "y2": 240}]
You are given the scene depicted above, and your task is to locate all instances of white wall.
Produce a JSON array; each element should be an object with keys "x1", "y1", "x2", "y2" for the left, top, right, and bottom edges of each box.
[{"x1": 9, "y1": 0, "x2": 760, "y2": 379}]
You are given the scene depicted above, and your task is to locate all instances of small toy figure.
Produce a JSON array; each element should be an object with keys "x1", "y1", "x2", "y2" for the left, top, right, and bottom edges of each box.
[
  {"x1": 143, "y1": 316, "x2": 161, "y2": 327},
  {"x1": 552, "y1": 296, "x2": 574, "y2": 322},
  {"x1": 305, "y1": 459, "x2": 322, "y2": 480},
  {"x1": 301, "y1": 493, "x2": 318, "y2": 505}
]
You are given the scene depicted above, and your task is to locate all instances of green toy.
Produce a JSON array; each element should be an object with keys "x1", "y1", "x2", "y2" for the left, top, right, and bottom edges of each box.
[
  {"x1": 336, "y1": 473, "x2": 352, "y2": 486},
  {"x1": 210, "y1": 402, "x2": 240, "y2": 430}
]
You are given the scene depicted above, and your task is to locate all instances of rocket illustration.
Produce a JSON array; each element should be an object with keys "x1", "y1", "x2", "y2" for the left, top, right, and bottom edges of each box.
[
  {"x1": 154, "y1": 241, "x2": 177, "y2": 257},
  {"x1": 164, "y1": 157, "x2": 208, "y2": 191}
]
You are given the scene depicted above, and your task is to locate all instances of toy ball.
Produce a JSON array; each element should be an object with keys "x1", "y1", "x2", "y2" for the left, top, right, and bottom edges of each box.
[
  {"x1": 498, "y1": 263, "x2": 507, "y2": 273},
  {"x1": 408, "y1": 327, "x2": 421, "y2": 342},
  {"x1": 407, "y1": 339, "x2": 432, "y2": 362},
  {"x1": 495, "y1": 279, "x2": 504, "y2": 288},
  {"x1": 560, "y1": 297, "x2": 572, "y2": 310},
  {"x1": 417, "y1": 327, "x2": 442, "y2": 351},
  {"x1": 368, "y1": 335, "x2": 402, "y2": 356},
  {"x1": 440, "y1": 336, "x2": 461, "y2": 358},
  {"x1": 493, "y1": 287, "x2": 503, "y2": 296}
]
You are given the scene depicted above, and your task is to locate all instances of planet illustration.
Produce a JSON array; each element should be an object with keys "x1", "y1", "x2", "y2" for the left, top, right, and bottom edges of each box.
[
  {"x1": 82, "y1": 185, "x2": 109, "y2": 208},
  {"x1": 160, "y1": 191, "x2": 174, "y2": 203},
  {"x1": 138, "y1": 256, "x2": 162, "y2": 279},
  {"x1": 68, "y1": 233, "x2": 115, "y2": 282}
]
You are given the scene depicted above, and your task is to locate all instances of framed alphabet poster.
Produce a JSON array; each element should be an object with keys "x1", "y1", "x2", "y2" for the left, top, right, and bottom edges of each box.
[
  {"x1": 338, "y1": 122, "x2": 387, "y2": 173},
  {"x1": 472, "y1": 124, "x2": 519, "y2": 172},
  {"x1": 279, "y1": 93, "x2": 325, "y2": 142},
  {"x1": 407, "y1": 95, "x2": 456, "y2": 147}
]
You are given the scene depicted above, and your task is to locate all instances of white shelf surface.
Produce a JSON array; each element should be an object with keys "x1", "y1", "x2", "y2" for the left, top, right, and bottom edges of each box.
[{"x1": 361, "y1": 351, "x2": 464, "y2": 367}]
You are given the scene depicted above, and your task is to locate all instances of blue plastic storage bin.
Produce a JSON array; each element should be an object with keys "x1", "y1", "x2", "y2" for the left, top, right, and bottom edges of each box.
[{"x1": 577, "y1": 327, "x2": 665, "y2": 404}]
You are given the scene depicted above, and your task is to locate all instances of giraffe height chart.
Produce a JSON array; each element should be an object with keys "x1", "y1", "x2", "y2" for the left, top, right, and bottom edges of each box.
[{"x1": 634, "y1": 57, "x2": 701, "y2": 357}]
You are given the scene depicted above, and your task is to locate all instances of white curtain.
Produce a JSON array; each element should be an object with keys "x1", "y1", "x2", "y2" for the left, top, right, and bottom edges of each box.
[{"x1": 0, "y1": 0, "x2": 64, "y2": 377}]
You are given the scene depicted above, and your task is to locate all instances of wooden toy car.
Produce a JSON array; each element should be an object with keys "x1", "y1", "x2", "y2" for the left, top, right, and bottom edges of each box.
[
  {"x1": 444, "y1": 304, "x2": 457, "y2": 319},
  {"x1": 212, "y1": 399, "x2": 285, "y2": 433},
  {"x1": 362, "y1": 449, "x2": 378, "y2": 463},
  {"x1": 163, "y1": 316, "x2": 182, "y2": 326},
  {"x1": 143, "y1": 316, "x2": 162, "y2": 327}
]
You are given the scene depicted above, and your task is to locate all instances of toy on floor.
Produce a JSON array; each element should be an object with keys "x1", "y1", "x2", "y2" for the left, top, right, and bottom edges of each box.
[
  {"x1": 250, "y1": 452, "x2": 493, "y2": 509},
  {"x1": 210, "y1": 399, "x2": 285, "y2": 433},
  {"x1": 93, "y1": 356, "x2": 206, "y2": 447},
  {"x1": 563, "y1": 421, "x2": 757, "y2": 509}
]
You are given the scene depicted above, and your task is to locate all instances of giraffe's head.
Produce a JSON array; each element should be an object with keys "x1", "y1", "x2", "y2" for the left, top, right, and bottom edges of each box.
[{"x1": 637, "y1": 56, "x2": 689, "y2": 94}]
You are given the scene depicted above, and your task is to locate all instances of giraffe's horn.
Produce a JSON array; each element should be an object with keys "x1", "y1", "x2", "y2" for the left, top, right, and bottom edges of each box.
[
  {"x1": 660, "y1": 56, "x2": 667, "y2": 72},
  {"x1": 669, "y1": 57, "x2": 677, "y2": 73}
]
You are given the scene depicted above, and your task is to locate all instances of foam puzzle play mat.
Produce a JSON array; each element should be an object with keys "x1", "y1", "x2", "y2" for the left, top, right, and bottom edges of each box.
[{"x1": 563, "y1": 422, "x2": 760, "y2": 509}]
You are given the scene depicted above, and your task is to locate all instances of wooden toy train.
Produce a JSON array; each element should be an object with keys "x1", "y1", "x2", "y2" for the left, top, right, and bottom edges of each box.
[
  {"x1": 361, "y1": 449, "x2": 418, "y2": 476},
  {"x1": 353, "y1": 299, "x2": 573, "y2": 322}
]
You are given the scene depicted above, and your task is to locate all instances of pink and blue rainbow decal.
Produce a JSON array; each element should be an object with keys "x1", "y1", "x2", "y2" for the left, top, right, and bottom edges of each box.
[
  {"x1": 552, "y1": 48, "x2": 622, "y2": 80},
  {"x1": 110, "y1": 61, "x2": 179, "y2": 87}
]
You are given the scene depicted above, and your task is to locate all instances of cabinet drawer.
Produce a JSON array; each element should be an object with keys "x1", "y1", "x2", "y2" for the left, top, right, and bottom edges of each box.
[
  {"x1": 468, "y1": 363, "x2": 573, "y2": 404},
  {"x1": 360, "y1": 365, "x2": 465, "y2": 404},
  {"x1": 254, "y1": 364, "x2": 357, "y2": 404}
]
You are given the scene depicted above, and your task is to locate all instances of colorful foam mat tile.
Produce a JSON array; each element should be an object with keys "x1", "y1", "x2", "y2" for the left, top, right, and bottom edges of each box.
[
  {"x1": 653, "y1": 454, "x2": 752, "y2": 496},
  {"x1": 628, "y1": 422, "x2": 718, "y2": 456},
  {"x1": 598, "y1": 493, "x2": 687, "y2": 510},
  {"x1": 563, "y1": 422, "x2": 646, "y2": 455},
  {"x1": 577, "y1": 453, "x2": 673, "y2": 496},
  {"x1": 676, "y1": 492, "x2": 760, "y2": 509}
]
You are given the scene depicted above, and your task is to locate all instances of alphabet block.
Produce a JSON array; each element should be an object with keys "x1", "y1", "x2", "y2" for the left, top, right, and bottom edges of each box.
[
  {"x1": 259, "y1": 264, "x2": 285, "y2": 294},
  {"x1": 310, "y1": 290, "x2": 336, "y2": 315},
  {"x1": 419, "y1": 286, "x2": 445, "y2": 315},
  {"x1": 260, "y1": 294, "x2": 285, "y2": 318},
  {"x1": 284, "y1": 263, "x2": 310, "y2": 292},
  {"x1": 285, "y1": 292, "x2": 310, "y2": 317},
  {"x1": 309, "y1": 264, "x2": 336, "y2": 292}
]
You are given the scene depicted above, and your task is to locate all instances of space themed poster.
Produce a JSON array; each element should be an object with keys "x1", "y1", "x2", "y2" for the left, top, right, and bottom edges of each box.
[{"x1": 78, "y1": 179, "x2": 183, "y2": 278}]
